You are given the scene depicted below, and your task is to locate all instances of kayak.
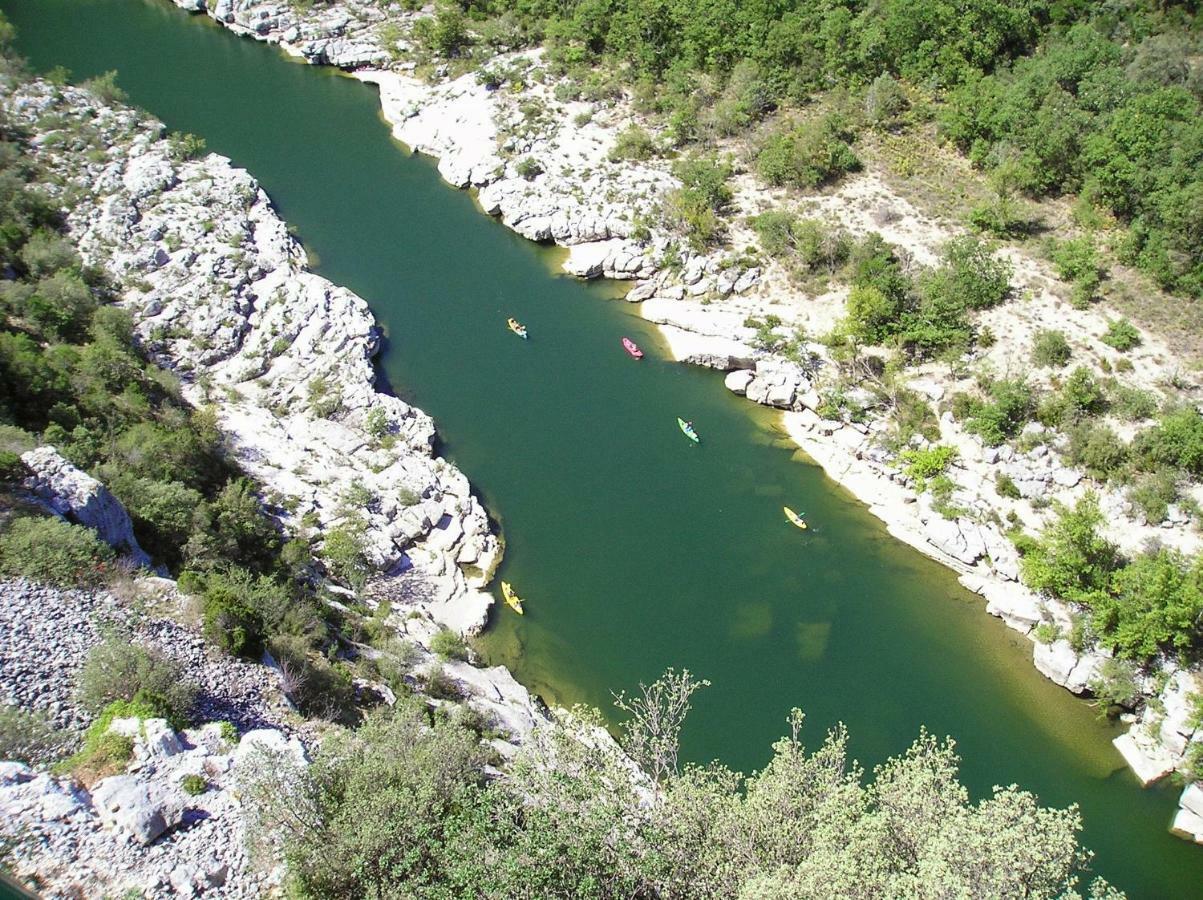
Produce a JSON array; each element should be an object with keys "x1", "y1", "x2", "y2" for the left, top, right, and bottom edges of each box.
[
  {"x1": 501, "y1": 581, "x2": 525, "y2": 614},
  {"x1": 621, "y1": 337, "x2": 643, "y2": 359},
  {"x1": 507, "y1": 317, "x2": 528, "y2": 339},
  {"x1": 677, "y1": 417, "x2": 700, "y2": 443},
  {"x1": 783, "y1": 506, "x2": 808, "y2": 530}
]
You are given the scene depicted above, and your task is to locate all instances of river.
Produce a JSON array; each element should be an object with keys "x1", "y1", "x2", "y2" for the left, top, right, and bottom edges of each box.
[{"x1": 6, "y1": 1, "x2": 1202, "y2": 894}]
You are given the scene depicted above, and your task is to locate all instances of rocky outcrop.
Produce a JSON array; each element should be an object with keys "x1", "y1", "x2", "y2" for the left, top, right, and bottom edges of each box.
[
  {"x1": 10, "y1": 79, "x2": 500, "y2": 635},
  {"x1": 0, "y1": 718, "x2": 296, "y2": 897},
  {"x1": 1174, "y1": 783, "x2": 1203, "y2": 845},
  {"x1": 21, "y1": 446, "x2": 151, "y2": 566}
]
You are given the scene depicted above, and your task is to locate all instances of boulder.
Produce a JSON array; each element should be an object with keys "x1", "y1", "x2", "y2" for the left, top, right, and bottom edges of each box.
[
  {"x1": 923, "y1": 516, "x2": 986, "y2": 566},
  {"x1": 21, "y1": 446, "x2": 150, "y2": 566},
  {"x1": 1033, "y1": 639, "x2": 1100, "y2": 694},
  {"x1": 233, "y1": 729, "x2": 307, "y2": 770},
  {"x1": 724, "y1": 369, "x2": 755, "y2": 396},
  {"x1": 1113, "y1": 729, "x2": 1177, "y2": 787},
  {"x1": 91, "y1": 774, "x2": 184, "y2": 845}
]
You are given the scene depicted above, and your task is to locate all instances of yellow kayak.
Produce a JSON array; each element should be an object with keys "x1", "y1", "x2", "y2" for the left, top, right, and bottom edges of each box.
[
  {"x1": 501, "y1": 581, "x2": 525, "y2": 614},
  {"x1": 783, "y1": 506, "x2": 808, "y2": 530},
  {"x1": 507, "y1": 317, "x2": 528, "y2": 339}
]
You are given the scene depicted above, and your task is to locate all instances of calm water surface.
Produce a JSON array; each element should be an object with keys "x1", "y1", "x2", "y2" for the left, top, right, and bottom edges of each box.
[{"x1": 6, "y1": 1, "x2": 1202, "y2": 894}]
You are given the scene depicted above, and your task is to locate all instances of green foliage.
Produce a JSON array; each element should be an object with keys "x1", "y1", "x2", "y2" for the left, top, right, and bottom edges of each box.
[
  {"x1": 1127, "y1": 469, "x2": 1179, "y2": 524},
  {"x1": 57, "y1": 699, "x2": 152, "y2": 785},
  {"x1": 80, "y1": 70, "x2": 125, "y2": 104},
  {"x1": 0, "y1": 704, "x2": 66, "y2": 765},
  {"x1": 608, "y1": 124, "x2": 656, "y2": 161},
  {"x1": 844, "y1": 284, "x2": 901, "y2": 344},
  {"x1": 1089, "y1": 658, "x2": 1140, "y2": 713},
  {"x1": 1064, "y1": 422, "x2": 1128, "y2": 481},
  {"x1": 515, "y1": 156, "x2": 543, "y2": 180},
  {"x1": 77, "y1": 636, "x2": 196, "y2": 729},
  {"x1": 664, "y1": 154, "x2": 732, "y2": 250},
  {"x1": 181, "y1": 773, "x2": 207, "y2": 796},
  {"x1": 942, "y1": 24, "x2": 1203, "y2": 296},
  {"x1": 756, "y1": 113, "x2": 859, "y2": 189},
  {"x1": 0, "y1": 515, "x2": 114, "y2": 586},
  {"x1": 245, "y1": 686, "x2": 1103, "y2": 900},
  {"x1": 1018, "y1": 495, "x2": 1119, "y2": 606},
  {"x1": 1101, "y1": 318, "x2": 1141, "y2": 352},
  {"x1": 412, "y1": 2, "x2": 470, "y2": 57},
  {"x1": 1132, "y1": 406, "x2": 1203, "y2": 477},
  {"x1": 1095, "y1": 549, "x2": 1203, "y2": 660},
  {"x1": 900, "y1": 444, "x2": 957, "y2": 489},
  {"x1": 323, "y1": 518, "x2": 370, "y2": 590},
  {"x1": 168, "y1": 132, "x2": 207, "y2": 162},
  {"x1": 965, "y1": 378, "x2": 1035, "y2": 445},
  {"x1": 995, "y1": 471, "x2": 1022, "y2": 499},
  {"x1": 1032, "y1": 329, "x2": 1071, "y2": 368},
  {"x1": 430, "y1": 626, "x2": 469, "y2": 662}
]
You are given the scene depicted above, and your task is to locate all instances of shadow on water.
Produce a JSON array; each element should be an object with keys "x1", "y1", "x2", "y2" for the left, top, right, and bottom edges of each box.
[{"x1": 5, "y1": 1, "x2": 1203, "y2": 894}]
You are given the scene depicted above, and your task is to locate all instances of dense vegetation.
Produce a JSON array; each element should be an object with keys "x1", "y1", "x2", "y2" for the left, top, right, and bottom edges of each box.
[
  {"x1": 243, "y1": 673, "x2": 1116, "y2": 899},
  {"x1": 414, "y1": 0, "x2": 1201, "y2": 301}
]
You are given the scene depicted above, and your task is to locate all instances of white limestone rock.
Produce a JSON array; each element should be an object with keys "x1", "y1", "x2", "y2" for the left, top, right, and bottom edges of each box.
[
  {"x1": 21, "y1": 446, "x2": 150, "y2": 567},
  {"x1": 1113, "y1": 729, "x2": 1177, "y2": 787},
  {"x1": 91, "y1": 774, "x2": 184, "y2": 845},
  {"x1": 724, "y1": 369, "x2": 755, "y2": 396}
]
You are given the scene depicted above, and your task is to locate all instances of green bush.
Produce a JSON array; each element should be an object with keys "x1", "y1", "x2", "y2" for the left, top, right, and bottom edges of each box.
[
  {"x1": 0, "y1": 704, "x2": 66, "y2": 765},
  {"x1": 664, "y1": 154, "x2": 732, "y2": 251},
  {"x1": 515, "y1": 156, "x2": 543, "y2": 180},
  {"x1": 965, "y1": 378, "x2": 1035, "y2": 446},
  {"x1": 1101, "y1": 318, "x2": 1141, "y2": 351},
  {"x1": 0, "y1": 515, "x2": 114, "y2": 586},
  {"x1": 77, "y1": 636, "x2": 196, "y2": 729},
  {"x1": 1018, "y1": 495, "x2": 1120, "y2": 604},
  {"x1": 1094, "y1": 549, "x2": 1203, "y2": 661},
  {"x1": 181, "y1": 773, "x2": 207, "y2": 796},
  {"x1": 608, "y1": 125, "x2": 656, "y2": 161},
  {"x1": 756, "y1": 114, "x2": 859, "y2": 189},
  {"x1": 1031, "y1": 329, "x2": 1071, "y2": 368},
  {"x1": 429, "y1": 627, "x2": 470, "y2": 662},
  {"x1": 994, "y1": 471, "x2": 1022, "y2": 499},
  {"x1": 1064, "y1": 423, "x2": 1128, "y2": 480},
  {"x1": 749, "y1": 210, "x2": 796, "y2": 258},
  {"x1": 899, "y1": 445, "x2": 957, "y2": 489},
  {"x1": 1132, "y1": 406, "x2": 1203, "y2": 477},
  {"x1": 1127, "y1": 469, "x2": 1179, "y2": 524}
]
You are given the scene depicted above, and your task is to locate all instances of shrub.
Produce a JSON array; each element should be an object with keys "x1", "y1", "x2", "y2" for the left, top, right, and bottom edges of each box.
[
  {"x1": 1107, "y1": 382, "x2": 1158, "y2": 421},
  {"x1": 1031, "y1": 329, "x2": 1071, "y2": 368},
  {"x1": 844, "y1": 284, "x2": 901, "y2": 344},
  {"x1": 608, "y1": 125, "x2": 656, "y2": 162},
  {"x1": 77, "y1": 637, "x2": 196, "y2": 729},
  {"x1": 1101, "y1": 318, "x2": 1141, "y2": 351},
  {"x1": 1064, "y1": 423, "x2": 1128, "y2": 480},
  {"x1": 422, "y1": 663, "x2": 463, "y2": 700},
  {"x1": 899, "y1": 445, "x2": 957, "y2": 489},
  {"x1": 1089, "y1": 658, "x2": 1141, "y2": 713},
  {"x1": 323, "y1": 519, "x2": 370, "y2": 591},
  {"x1": 965, "y1": 378, "x2": 1035, "y2": 446},
  {"x1": 80, "y1": 70, "x2": 126, "y2": 104},
  {"x1": 1132, "y1": 406, "x2": 1203, "y2": 477},
  {"x1": 994, "y1": 471, "x2": 1022, "y2": 499},
  {"x1": 181, "y1": 773, "x2": 207, "y2": 796},
  {"x1": 0, "y1": 704, "x2": 66, "y2": 765},
  {"x1": 429, "y1": 627, "x2": 469, "y2": 662},
  {"x1": 1017, "y1": 495, "x2": 1119, "y2": 605},
  {"x1": 515, "y1": 156, "x2": 543, "y2": 180},
  {"x1": 1093, "y1": 549, "x2": 1203, "y2": 661},
  {"x1": 757, "y1": 114, "x2": 859, "y2": 188},
  {"x1": 411, "y1": 2, "x2": 469, "y2": 56},
  {"x1": 749, "y1": 210, "x2": 796, "y2": 258},
  {"x1": 168, "y1": 132, "x2": 207, "y2": 162},
  {"x1": 664, "y1": 155, "x2": 732, "y2": 251},
  {"x1": 1127, "y1": 469, "x2": 1179, "y2": 524},
  {"x1": 864, "y1": 73, "x2": 908, "y2": 128},
  {"x1": 0, "y1": 515, "x2": 114, "y2": 586}
]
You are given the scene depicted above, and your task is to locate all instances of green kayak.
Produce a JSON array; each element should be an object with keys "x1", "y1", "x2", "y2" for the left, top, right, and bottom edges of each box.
[{"x1": 677, "y1": 417, "x2": 700, "y2": 443}]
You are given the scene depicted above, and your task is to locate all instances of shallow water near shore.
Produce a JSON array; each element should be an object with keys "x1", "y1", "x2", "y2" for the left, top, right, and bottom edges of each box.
[{"x1": 6, "y1": 0, "x2": 1203, "y2": 894}]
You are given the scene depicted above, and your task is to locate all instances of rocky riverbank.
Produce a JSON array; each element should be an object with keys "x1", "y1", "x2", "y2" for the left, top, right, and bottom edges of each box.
[
  {"x1": 0, "y1": 64, "x2": 566, "y2": 893},
  {"x1": 162, "y1": 0, "x2": 1203, "y2": 841}
]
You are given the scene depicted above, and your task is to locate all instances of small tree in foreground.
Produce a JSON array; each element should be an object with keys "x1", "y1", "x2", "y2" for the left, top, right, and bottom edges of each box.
[{"x1": 612, "y1": 667, "x2": 709, "y2": 783}]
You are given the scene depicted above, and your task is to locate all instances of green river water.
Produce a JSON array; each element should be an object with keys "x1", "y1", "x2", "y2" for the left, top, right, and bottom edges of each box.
[{"x1": 5, "y1": 1, "x2": 1202, "y2": 894}]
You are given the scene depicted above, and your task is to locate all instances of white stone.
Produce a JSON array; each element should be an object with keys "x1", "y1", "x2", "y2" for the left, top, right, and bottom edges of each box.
[
  {"x1": 91, "y1": 775, "x2": 184, "y2": 845},
  {"x1": 1113, "y1": 730, "x2": 1177, "y2": 786}
]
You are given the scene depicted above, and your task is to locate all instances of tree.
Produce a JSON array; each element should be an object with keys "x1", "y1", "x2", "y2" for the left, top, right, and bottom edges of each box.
[
  {"x1": 1018, "y1": 495, "x2": 1120, "y2": 606},
  {"x1": 612, "y1": 667, "x2": 710, "y2": 783}
]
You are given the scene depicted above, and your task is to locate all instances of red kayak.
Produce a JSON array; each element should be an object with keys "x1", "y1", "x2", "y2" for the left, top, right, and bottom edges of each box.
[{"x1": 621, "y1": 337, "x2": 644, "y2": 359}]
